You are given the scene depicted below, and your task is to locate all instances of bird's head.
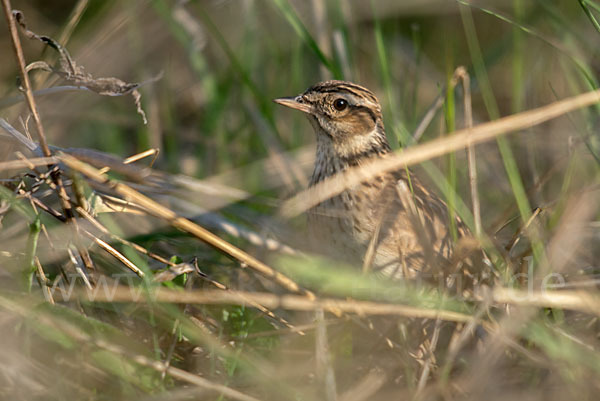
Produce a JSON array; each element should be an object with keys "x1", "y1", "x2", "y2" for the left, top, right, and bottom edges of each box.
[{"x1": 274, "y1": 80, "x2": 391, "y2": 160}]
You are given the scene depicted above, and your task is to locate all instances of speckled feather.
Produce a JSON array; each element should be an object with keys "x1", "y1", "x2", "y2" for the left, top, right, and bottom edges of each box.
[{"x1": 277, "y1": 80, "x2": 474, "y2": 281}]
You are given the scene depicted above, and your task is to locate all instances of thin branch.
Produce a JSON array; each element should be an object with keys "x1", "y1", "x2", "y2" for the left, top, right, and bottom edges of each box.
[
  {"x1": 34, "y1": 257, "x2": 55, "y2": 304},
  {"x1": 1, "y1": 5, "x2": 96, "y2": 275},
  {"x1": 0, "y1": 84, "x2": 90, "y2": 110},
  {"x1": 92, "y1": 237, "x2": 146, "y2": 278},
  {"x1": 0, "y1": 156, "x2": 58, "y2": 172},
  {"x1": 416, "y1": 318, "x2": 442, "y2": 396},
  {"x1": 455, "y1": 67, "x2": 482, "y2": 235},
  {"x1": 1, "y1": 4, "x2": 50, "y2": 157},
  {"x1": 0, "y1": 117, "x2": 38, "y2": 151},
  {"x1": 412, "y1": 94, "x2": 445, "y2": 142},
  {"x1": 58, "y1": 152, "x2": 315, "y2": 300}
]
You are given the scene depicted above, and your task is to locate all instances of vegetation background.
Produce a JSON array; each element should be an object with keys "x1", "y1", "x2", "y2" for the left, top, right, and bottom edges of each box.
[{"x1": 1, "y1": 0, "x2": 600, "y2": 400}]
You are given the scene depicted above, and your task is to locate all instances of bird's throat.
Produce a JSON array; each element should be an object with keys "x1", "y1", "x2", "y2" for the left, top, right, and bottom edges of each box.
[{"x1": 310, "y1": 125, "x2": 391, "y2": 186}]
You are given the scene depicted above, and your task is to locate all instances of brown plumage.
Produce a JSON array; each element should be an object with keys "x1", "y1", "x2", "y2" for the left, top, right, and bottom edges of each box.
[{"x1": 275, "y1": 80, "x2": 477, "y2": 283}]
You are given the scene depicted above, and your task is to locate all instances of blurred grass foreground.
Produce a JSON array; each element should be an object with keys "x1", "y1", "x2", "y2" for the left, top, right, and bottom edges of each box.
[{"x1": 1, "y1": 1, "x2": 600, "y2": 400}]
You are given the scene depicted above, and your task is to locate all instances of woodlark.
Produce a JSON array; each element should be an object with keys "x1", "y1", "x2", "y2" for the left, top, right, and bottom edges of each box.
[{"x1": 275, "y1": 80, "x2": 479, "y2": 284}]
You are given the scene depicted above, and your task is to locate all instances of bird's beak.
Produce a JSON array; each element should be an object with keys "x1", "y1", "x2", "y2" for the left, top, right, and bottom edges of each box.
[{"x1": 273, "y1": 95, "x2": 313, "y2": 114}]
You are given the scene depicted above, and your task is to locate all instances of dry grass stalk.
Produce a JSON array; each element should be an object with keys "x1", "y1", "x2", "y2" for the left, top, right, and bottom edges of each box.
[
  {"x1": 62, "y1": 286, "x2": 477, "y2": 323},
  {"x1": 488, "y1": 287, "x2": 600, "y2": 316},
  {"x1": 0, "y1": 156, "x2": 58, "y2": 172},
  {"x1": 282, "y1": 88, "x2": 600, "y2": 218},
  {"x1": 2, "y1": 1, "x2": 97, "y2": 276},
  {"x1": 0, "y1": 294, "x2": 262, "y2": 401},
  {"x1": 92, "y1": 237, "x2": 145, "y2": 278},
  {"x1": 455, "y1": 67, "x2": 481, "y2": 236},
  {"x1": 1, "y1": 3, "x2": 50, "y2": 157},
  {"x1": 58, "y1": 152, "x2": 315, "y2": 299}
]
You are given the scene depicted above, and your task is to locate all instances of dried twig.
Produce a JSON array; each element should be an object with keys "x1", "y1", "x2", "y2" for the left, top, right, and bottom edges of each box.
[
  {"x1": 1, "y1": 5, "x2": 50, "y2": 157},
  {"x1": 13, "y1": 10, "x2": 160, "y2": 124},
  {"x1": 92, "y1": 237, "x2": 145, "y2": 278},
  {"x1": 454, "y1": 67, "x2": 481, "y2": 236},
  {"x1": 34, "y1": 257, "x2": 54, "y2": 304},
  {"x1": 58, "y1": 152, "x2": 315, "y2": 299},
  {"x1": 2, "y1": 3, "x2": 96, "y2": 276},
  {"x1": 0, "y1": 156, "x2": 58, "y2": 172}
]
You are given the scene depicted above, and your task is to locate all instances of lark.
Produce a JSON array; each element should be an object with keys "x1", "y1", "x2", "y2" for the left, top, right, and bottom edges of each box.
[{"x1": 275, "y1": 80, "x2": 477, "y2": 283}]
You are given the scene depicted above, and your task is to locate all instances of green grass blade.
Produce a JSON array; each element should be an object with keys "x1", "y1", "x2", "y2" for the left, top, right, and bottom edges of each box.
[{"x1": 271, "y1": 0, "x2": 342, "y2": 79}]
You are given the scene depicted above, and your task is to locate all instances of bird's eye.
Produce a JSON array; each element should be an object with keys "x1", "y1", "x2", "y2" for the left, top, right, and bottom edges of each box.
[{"x1": 333, "y1": 98, "x2": 348, "y2": 111}]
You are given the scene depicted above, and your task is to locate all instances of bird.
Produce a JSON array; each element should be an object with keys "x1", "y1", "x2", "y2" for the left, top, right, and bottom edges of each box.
[{"x1": 274, "y1": 80, "x2": 482, "y2": 287}]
